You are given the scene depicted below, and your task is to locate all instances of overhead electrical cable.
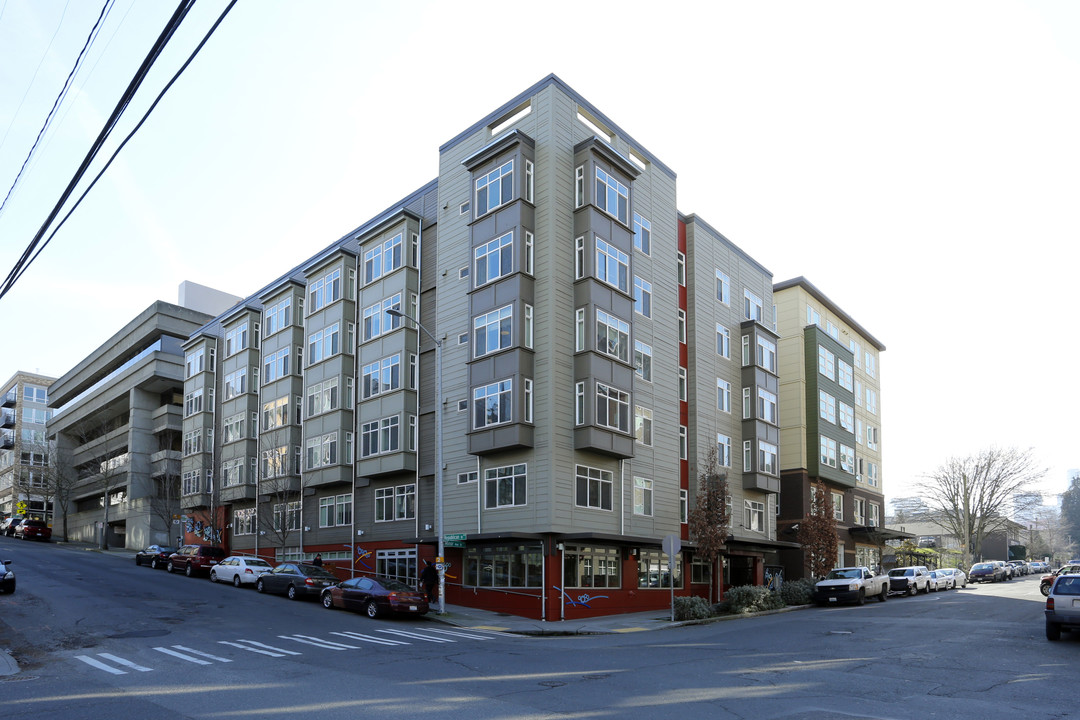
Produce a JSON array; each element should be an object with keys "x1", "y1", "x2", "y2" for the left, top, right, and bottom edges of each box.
[
  {"x1": 0, "y1": 0, "x2": 203, "y2": 302},
  {"x1": 6, "y1": 0, "x2": 240, "y2": 297},
  {"x1": 0, "y1": 0, "x2": 116, "y2": 220}
]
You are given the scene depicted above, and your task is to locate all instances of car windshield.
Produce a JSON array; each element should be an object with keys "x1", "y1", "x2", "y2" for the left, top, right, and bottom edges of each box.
[
  {"x1": 825, "y1": 569, "x2": 861, "y2": 580},
  {"x1": 1055, "y1": 577, "x2": 1080, "y2": 595},
  {"x1": 972, "y1": 563, "x2": 992, "y2": 571},
  {"x1": 888, "y1": 569, "x2": 913, "y2": 577}
]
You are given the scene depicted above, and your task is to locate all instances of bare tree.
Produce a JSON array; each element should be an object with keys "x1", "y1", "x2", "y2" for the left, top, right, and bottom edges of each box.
[
  {"x1": 916, "y1": 447, "x2": 1047, "y2": 569},
  {"x1": 46, "y1": 440, "x2": 80, "y2": 541},
  {"x1": 798, "y1": 481, "x2": 839, "y2": 579},
  {"x1": 687, "y1": 446, "x2": 730, "y2": 604},
  {"x1": 61, "y1": 409, "x2": 129, "y2": 549},
  {"x1": 146, "y1": 429, "x2": 182, "y2": 544},
  {"x1": 255, "y1": 433, "x2": 300, "y2": 551}
]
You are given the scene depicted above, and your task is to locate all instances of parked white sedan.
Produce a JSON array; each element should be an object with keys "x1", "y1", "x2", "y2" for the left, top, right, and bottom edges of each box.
[
  {"x1": 209, "y1": 556, "x2": 275, "y2": 587},
  {"x1": 929, "y1": 569, "x2": 953, "y2": 590}
]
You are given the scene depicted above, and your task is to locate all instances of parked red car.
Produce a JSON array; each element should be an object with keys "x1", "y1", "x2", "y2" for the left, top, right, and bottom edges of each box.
[
  {"x1": 13, "y1": 519, "x2": 51, "y2": 541},
  {"x1": 1041, "y1": 563, "x2": 1080, "y2": 596},
  {"x1": 321, "y1": 575, "x2": 429, "y2": 618},
  {"x1": 167, "y1": 545, "x2": 226, "y2": 577}
]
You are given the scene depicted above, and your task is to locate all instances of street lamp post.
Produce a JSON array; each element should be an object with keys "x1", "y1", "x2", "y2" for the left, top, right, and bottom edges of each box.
[{"x1": 387, "y1": 308, "x2": 445, "y2": 614}]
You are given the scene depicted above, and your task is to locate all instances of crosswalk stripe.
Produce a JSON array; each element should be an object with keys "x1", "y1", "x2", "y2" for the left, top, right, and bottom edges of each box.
[
  {"x1": 218, "y1": 640, "x2": 299, "y2": 657},
  {"x1": 375, "y1": 629, "x2": 454, "y2": 643},
  {"x1": 75, "y1": 655, "x2": 128, "y2": 675},
  {"x1": 98, "y1": 653, "x2": 153, "y2": 672},
  {"x1": 425, "y1": 628, "x2": 498, "y2": 640},
  {"x1": 331, "y1": 631, "x2": 408, "y2": 646},
  {"x1": 171, "y1": 645, "x2": 232, "y2": 663},
  {"x1": 279, "y1": 634, "x2": 359, "y2": 650},
  {"x1": 153, "y1": 647, "x2": 212, "y2": 665}
]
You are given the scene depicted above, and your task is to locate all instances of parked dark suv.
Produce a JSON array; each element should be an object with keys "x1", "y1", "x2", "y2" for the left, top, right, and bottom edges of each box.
[{"x1": 167, "y1": 545, "x2": 226, "y2": 577}]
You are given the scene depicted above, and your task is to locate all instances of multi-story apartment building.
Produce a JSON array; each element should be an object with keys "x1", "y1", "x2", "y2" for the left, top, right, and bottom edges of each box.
[
  {"x1": 774, "y1": 277, "x2": 891, "y2": 577},
  {"x1": 47, "y1": 286, "x2": 238, "y2": 549},
  {"x1": 0, "y1": 372, "x2": 56, "y2": 522},
  {"x1": 178, "y1": 75, "x2": 788, "y2": 620}
]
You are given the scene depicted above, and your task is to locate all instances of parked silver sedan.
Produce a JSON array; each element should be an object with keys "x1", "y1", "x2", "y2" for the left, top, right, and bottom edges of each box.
[
  {"x1": 938, "y1": 567, "x2": 967, "y2": 588},
  {"x1": 210, "y1": 555, "x2": 275, "y2": 587},
  {"x1": 929, "y1": 569, "x2": 953, "y2": 590}
]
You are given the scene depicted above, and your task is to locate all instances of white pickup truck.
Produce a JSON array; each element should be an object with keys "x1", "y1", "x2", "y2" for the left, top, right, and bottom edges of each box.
[{"x1": 812, "y1": 566, "x2": 890, "y2": 606}]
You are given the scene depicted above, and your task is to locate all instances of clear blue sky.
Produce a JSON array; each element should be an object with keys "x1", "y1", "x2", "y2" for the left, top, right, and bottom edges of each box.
[{"x1": 1, "y1": 0, "x2": 1077, "y2": 506}]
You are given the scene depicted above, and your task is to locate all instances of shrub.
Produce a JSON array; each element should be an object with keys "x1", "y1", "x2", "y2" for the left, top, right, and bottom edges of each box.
[
  {"x1": 721, "y1": 584, "x2": 785, "y2": 614},
  {"x1": 673, "y1": 595, "x2": 713, "y2": 621},
  {"x1": 779, "y1": 577, "x2": 815, "y2": 606}
]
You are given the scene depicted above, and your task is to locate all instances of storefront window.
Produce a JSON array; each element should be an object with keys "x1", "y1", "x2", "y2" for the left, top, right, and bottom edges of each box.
[
  {"x1": 465, "y1": 544, "x2": 542, "y2": 588},
  {"x1": 563, "y1": 545, "x2": 621, "y2": 588},
  {"x1": 638, "y1": 549, "x2": 682, "y2": 588}
]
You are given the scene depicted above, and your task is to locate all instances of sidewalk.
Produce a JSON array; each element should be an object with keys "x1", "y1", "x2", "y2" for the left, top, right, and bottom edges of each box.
[{"x1": 57, "y1": 540, "x2": 806, "y2": 635}]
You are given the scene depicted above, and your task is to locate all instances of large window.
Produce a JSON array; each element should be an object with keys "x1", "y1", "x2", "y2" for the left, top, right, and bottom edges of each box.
[
  {"x1": 716, "y1": 324, "x2": 730, "y2": 358},
  {"x1": 634, "y1": 340, "x2": 652, "y2": 381},
  {"x1": 306, "y1": 378, "x2": 340, "y2": 417},
  {"x1": 362, "y1": 294, "x2": 402, "y2": 342},
  {"x1": 634, "y1": 406, "x2": 652, "y2": 446},
  {"x1": 361, "y1": 355, "x2": 399, "y2": 399},
  {"x1": 375, "y1": 483, "x2": 415, "y2": 522},
  {"x1": 634, "y1": 476, "x2": 653, "y2": 516},
  {"x1": 306, "y1": 432, "x2": 338, "y2": 470},
  {"x1": 262, "y1": 445, "x2": 289, "y2": 479},
  {"x1": 838, "y1": 359, "x2": 854, "y2": 392},
  {"x1": 186, "y1": 348, "x2": 205, "y2": 378},
  {"x1": 717, "y1": 379, "x2": 731, "y2": 413},
  {"x1": 234, "y1": 508, "x2": 256, "y2": 535},
  {"x1": 633, "y1": 213, "x2": 650, "y2": 254},
  {"x1": 264, "y1": 347, "x2": 291, "y2": 383},
  {"x1": 221, "y1": 458, "x2": 247, "y2": 487},
  {"x1": 638, "y1": 549, "x2": 682, "y2": 588},
  {"x1": 744, "y1": 289, "x2": 763, "y2": 321},
  {"x1": 840, "y1": 444, "x2": 856, "y2": 474},
  {"x1": 225, "y1": 323, "x2": 249, "y2": 356},
  {"x1": 222, "y1": 412, "x2": 247, "y2": 444},
  {"x1": 595, "y1": 237, "x2": 629, "y2": 292},
  {"x1": 818, "y1": 346, "x2": 836, "y2": 380},
  {"x1": 474, "y1": 231, "x2": 513, "y2": 287},
  {"x1": 759, "y1": 388, "x2": 778, "y2": 424},
  {"x1": 596, "y1": 383, "x2": 630, "y2": 433},
  {"x1": 474, "y1": 305, "x2": 513, "y2": 357},
  {"x1": 596, "y1": 309, "x2": 629, "y2": 362},
  {"x1": 715, "y1": 270, "x2": 731, "y2": 304},
  {"x1": 474, "y1": 380, "x2": 512, "y2": 429},
  {"x1": 759, "y1": 441, "x2": 778, "y2": 475},
  {"x1": 485, "y1": 464, "x2": 527, "y2": 508},
  {"x1": 262, "y1": 395, "x2": 291, "y2": 429},
  {"x1": 264, "y1": 297, "x2": 292, "y2": 336},
  {"x1": 819, "y1": 390, "x2": 837, "y2": 424},
  {"x1": 361, "y1": 416, "x2": 399, "y2": 458},
  {"x1": 309, "y1": 268, "x2": 342, "y2": 313},
  {"x1": 595, "y1": 167, "x2": 628, "y2": 224},
  {"x1": 223, "y1": 368, "x2": 247, "y2": 400},
  {"x1": 717, "y1": 433, "x2": 732, "y2": 467},
  {"x1": 744, "y1": 500, "x2": 765, "y2": 532},
  {"x1": 475, "y1": 159, "x2": 513, "y2": 217},
  {"x1": 363, "y1": 233, "x2": 403, "y2": 284},
  {"x1": 757, "y1": 336, "x2": 776, "y2": 373},
  {"x1": 307, "y1": 322, "x2": 341, "y2": 364},
  {"x1": 563, "y1": 545, "x2": 620, "y2": 588},
  {"x1": 274, "y1": 501, "x2": 302, "y2": 532},
  {"x1": 376, "y1": 548, "x2": 417, "y2": 584},
  {"x1": 466, "y1": 545, "x2": 543, "y2": 588},
  {"x1": 634, "y1": 276, "x2": 652, "y2": 317},
  {"x1": 184, "y1": 389, "x2": 204, "y2": 417},
  {"x1": 576, "y1": 465, "x2": 613, "y2": 511},
  {"x1": 820, "y1": 436, "x2": 838, "y2": 468}
]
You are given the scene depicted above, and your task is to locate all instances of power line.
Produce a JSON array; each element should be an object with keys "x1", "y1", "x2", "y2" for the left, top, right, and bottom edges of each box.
[
  {"x1": 0, "y1": 0, "x2": 207, "y2": 302},
  {"x1": 0, "y1": 0, "x2": 116, "y2": 221},
  {"x1": 4, "y1": 0, "x2": 239, "y2": 298}
]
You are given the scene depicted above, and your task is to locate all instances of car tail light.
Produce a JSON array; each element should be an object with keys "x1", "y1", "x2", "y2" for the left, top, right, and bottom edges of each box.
[
  {"x1": 1047, "y1": 598, "x2": 1055, "y2": 611},
  {"x1": 244, "y1": 568, "x2": 254, "y2": 574}
]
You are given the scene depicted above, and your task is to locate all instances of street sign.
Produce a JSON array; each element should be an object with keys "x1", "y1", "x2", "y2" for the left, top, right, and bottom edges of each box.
[
  {"x1": 444, "y1": 533, "x2": 466, "y2": 547},
  {"x1": 662, "y1": 533, "x2": 681, "y2": 566}
]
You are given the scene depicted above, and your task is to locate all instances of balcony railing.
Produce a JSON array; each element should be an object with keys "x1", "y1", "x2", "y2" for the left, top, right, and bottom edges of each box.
[{"x1": 1, "y1": 391, "x2": 16, "y2": 408}]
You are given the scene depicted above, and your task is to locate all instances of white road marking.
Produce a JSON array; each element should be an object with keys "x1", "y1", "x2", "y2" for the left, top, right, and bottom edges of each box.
[
  {"x1": 375, "y1": 629, "x2": 454, "y2": 643},
  {"x1": 279, "y1": 634, "x2": 359, "y2": 650},
  {"x1": 331, "y1": 631, "x2": 408, "y2": 646}
]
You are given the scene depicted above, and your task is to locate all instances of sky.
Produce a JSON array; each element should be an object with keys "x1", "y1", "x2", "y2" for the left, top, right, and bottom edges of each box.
[{"x1": 1, "y1": 0, "x2": 1077, "y2": 509}]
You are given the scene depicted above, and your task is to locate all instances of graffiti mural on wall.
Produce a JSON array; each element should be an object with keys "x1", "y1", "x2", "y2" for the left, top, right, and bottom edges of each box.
[
  {"x1": 765, "y1": 565, "x2": 785, "y2": 592},
  {"x1": 184, "y1": 517, "x2": 222, "y2": 545},
  {"x1": 553, "y1": 586, "x2": 609, "y2": 608},
  {"x1": 344, "y1": 544, "x2": 374, "y2": 570}
]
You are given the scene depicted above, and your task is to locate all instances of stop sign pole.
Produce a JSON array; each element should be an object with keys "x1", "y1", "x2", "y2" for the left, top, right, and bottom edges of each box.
[{"x1": 662, "y1": 534, "x2": 681, "y2": 622}]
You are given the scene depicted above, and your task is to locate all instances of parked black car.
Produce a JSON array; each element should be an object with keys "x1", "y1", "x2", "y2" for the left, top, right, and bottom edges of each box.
[
  {"x1": 135, "y1": 545, "x2": 178, "y2": 569},
  {"x1": 969, "y1": 562, "x2": 1005, "y2": 583},
  {"x1": 0, "y1": 558, "x2": 13, "y2": 594},
  {"x1": 255, "y1": 563, "x2": 338, "y2": 600}
]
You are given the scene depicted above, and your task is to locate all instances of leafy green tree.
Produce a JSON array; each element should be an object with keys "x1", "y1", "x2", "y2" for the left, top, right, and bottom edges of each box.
[{"x1": 1060, "y1": 472, "x2": 1080, "y2": 548}]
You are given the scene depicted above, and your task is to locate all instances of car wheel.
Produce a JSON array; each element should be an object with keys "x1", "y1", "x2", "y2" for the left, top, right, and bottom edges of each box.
[
  {"x1": 1041, "y1": 583, "x2": 1051, "y2": 597},
  {"x1": 322, "y1": 592, "x2": 334, "y2": 609},
  {"x1": 878, "y1": 587, "x2": 887, "y2": 602},
  {"x1": 365, "y1": 600, "x2": 380, "y2": 619},
  {"x1": 185, "y1": 564, "x2": 194, "y2": 578},
  {"x1": 1047, "y1": 621, "x2": 1062, "y2": 641},
  {"x1": 167, "y1": 561, "x2": 175, "y2": 573},
  {"x1": 233, "y1": 575, "x2": 242, "y2": 588},
  {"x1": 256, "y1": 579, "x2": 266, "y2": 593},
  {"x1": 856, "y1": 589, "x2": 865, "y2": 606},
  {"x1": 922, "y1": 582, "x2": 930, "y2": 594},
  {"x1": 151, "y1": 558, "x2": 159, "y2": 570},
  {"x1": 908, "y1": 584, "x2": 917, "y2": 597},
  {"x1": 135, "y1": 557, "x2": 141, "y2": 566},
  {"x1": 287, "y1": 585, "x2": 299, "y2": 601},
  {"x1": 209, "y1": 570, "x2": 218, "y2": 583}
]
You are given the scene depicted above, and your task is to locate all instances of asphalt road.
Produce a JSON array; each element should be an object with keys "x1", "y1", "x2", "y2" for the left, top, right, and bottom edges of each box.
[{"x1": 0, "y1": 538, "x2": 1072, "y2": 720}]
